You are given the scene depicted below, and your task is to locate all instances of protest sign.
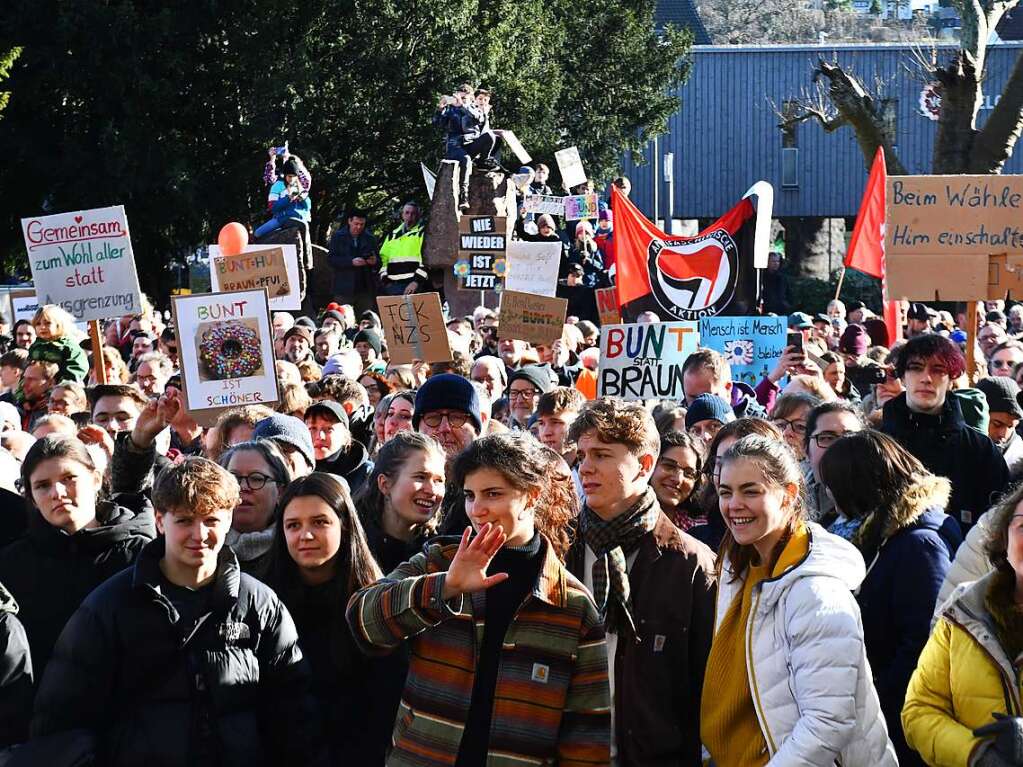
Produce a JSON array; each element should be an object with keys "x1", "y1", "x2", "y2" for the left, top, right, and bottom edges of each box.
[
  {"x1": 504, "y1": 241, "x2": 561, "y2": 297},
  {"x1": 698, "y1": 315, "x2": 787, "y2": 387},
  {"x1": 498, "y1": 291, "x2": 568, "y2": 346},
  {"x1": 598, "y1": 322, "x2": 699, "y2": 401},
  {"x1": 554, "y1": 147, "x2": 587, "y2": 190},
  {"x1": 209, "y1": 244, "x2": 301, "y2": 311},
  {"x1": 171, "y1": 288, "x2": 279, "y2": 426},
  {"x1": 523, "y1": 195, "x2": 565, "y2": 216},
  {"x1": 501, "y1": 131, "x2": 532, "y2": 164},
  {"x1": 564, "y1": 193, "x2": 600, "y2": 221},
  {"x1": 595, "y1": 287, "x2": 620, "y2": 326},
  {"x1": 456, "y1": 215, "x2": 507, "y2": 290},
  {"x1": 421, "y1": 163, "x2": 437, "y2": 200},
  {"x1": 0, "y1": 288, "x2": 38, "y2": 327},
  {"x1": 376, "y1": 292, "x2": 452, "y2": 365},
  {"x1": 21, "y1": 205, "x2": 143, "y2": 322}
]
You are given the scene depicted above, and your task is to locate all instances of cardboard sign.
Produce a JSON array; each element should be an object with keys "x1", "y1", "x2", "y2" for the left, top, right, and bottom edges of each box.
[
  {"x1": 504, "y1": 241, "x2": 562, "y2": 297},
  {"x1": 523, "y1": 195, "x2": 565, "y2": 216},
  {"x1": 564, "y1": 193, "x2": 600, "y2": 221},
  {"x1": 21, "y1": 205, "x2": 143, "y2": 321},
  {"x1": 501, "y1": 130, "x2": 532, "y2": 164},
  {"x1": 595, "y1": 287, "x2": 621, "y2": 326},
  {"x1": 376, "y1": 292, "x2": 452, "y2": 364},
  {"x1": 0, "y1": 288, "x2": 38, "y2": 327},
  {"x1": 171, "y1": 288, "x2": 279, "y2": 426},
  {"x1": 698, "y1": 316, "x2": 787, "y2": 387},
  {"x1": 209, "y1": 245, "x2": 300, "y2": 311},
  {"x1": 887, "y1": 253, "x2": 989, "y2": 301},
  {"x1": 555, "y1": 146, "x2": 587, "y2": 190},
  {"x1": 886, "y1": 175, "x2": 1023, "y2": 256},
  {"x1": 598, "y1": 322, "x2": 699, "y2": 401},
  {"x1": 498, "y1": 290, "x2": 568, "y2": 346},
  {"x1": 456, "y1": 216, "x2": 507, "y2": 291}
]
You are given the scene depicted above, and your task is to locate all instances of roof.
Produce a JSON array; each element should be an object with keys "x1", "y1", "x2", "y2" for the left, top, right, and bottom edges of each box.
[
  {"x1": 656, "y1": 0, "x2": 712, "y2": 44},
  {"x1": 997, "y1": 6, "x2": 1023, "y2": 41}
]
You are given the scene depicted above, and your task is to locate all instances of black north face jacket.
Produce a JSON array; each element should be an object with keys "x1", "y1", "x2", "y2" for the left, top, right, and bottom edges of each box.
[{"x1": 31, "y1": 539, "x2": 326, "y2": 767}]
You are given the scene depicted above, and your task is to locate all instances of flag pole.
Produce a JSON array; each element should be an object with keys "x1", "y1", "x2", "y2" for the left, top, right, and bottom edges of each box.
[{"x1": 834, "y1": 267, "x2": 846, "y2": 302}]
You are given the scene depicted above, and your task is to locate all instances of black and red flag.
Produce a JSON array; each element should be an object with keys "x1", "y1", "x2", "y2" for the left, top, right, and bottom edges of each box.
[{"x1": 612, "y1": 183, "x2": 774, "y2": 322}]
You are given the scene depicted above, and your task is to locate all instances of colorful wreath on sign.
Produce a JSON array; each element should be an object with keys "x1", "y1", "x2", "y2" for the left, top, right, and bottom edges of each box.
[
  {"x1": 723, "y1": 339, "x2": 754, "y2": 366},
  {"x1": 454, "y1": 260, "x2": 470, "y2": 278},
  {"x1": 492, "y1": 257, "x2": 507, "y2": 276},
  {"x1": 199, "y1": 321, "x2": 262, "y2": 380}
]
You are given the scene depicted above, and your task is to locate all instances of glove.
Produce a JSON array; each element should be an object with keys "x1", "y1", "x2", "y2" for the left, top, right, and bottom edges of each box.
[
  {"x1": 974, "y1": 713, "x2": 1023, "y2": 764},
  {"x1": 974, "y1": 748, "x2": 1015, "y2": 767}
]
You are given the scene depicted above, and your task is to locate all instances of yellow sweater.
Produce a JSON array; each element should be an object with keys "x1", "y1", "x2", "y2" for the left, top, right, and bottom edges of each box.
[{"x1": 700, "y1": 526, "x2": 810, "y2": 767}]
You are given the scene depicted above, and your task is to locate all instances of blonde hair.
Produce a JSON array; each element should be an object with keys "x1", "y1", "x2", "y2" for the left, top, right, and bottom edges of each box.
[{"x1": 33, "y1": 304, "x2": 76, "y2": 337}]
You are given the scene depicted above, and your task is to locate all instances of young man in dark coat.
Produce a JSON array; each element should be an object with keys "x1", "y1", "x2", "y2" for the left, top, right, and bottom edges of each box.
[
  {"x1": 326, "y1": 209, "x2": 379, "y2": 315},
  {"x1": 881, "y1": 333, "x2": 1009, "y2": 532},
  {"x1": 31, "y1": 458, "x2": 325, "y2": 767},
  {"x1": 565, "y1": 398, "x2": 716, "y2": 767}
]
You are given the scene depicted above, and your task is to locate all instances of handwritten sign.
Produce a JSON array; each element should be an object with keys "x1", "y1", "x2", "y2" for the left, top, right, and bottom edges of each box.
[
  {"x1": 595, "y1": 287, "x2": 620, "y2": 326},
  {"x1": 564, "y1": 193, "x2": 600, "y2": 221},
  {"x1": 171, "y1": 288, "x2": 279, "y2": 426},
  {"x1": 376, "y1": 292, "x2": 452, "y2": 365},
  {"x1": 209, "y1": 245, "x2": 300, "y2": 311},
  {"x1": 523, "y1": 195, "x2": 565, "y2": 216},
  {"x1": 504, "y1": 241, "x2": 561, "y2": 297},
  {"x1": 555, "y1": 146, "x2": 587, "y2": 190},
  {"x1": 21, "y1": 205, "x2": 142, "y2": 322},
  {"x1": 598, "y1": 322, "x2": 699, "y2": 401},
  {"x1": 698, "y1": 316, "x2": 786, "y2": 387},
  {"x1": 498, "y1": 290, "x2": 568, "y2": 346},
  {"x1": 886, "y1": 175, "x2": 1023, "y2": 256},
  {"x1": 501, "y1": 131, "x2": 532, "y2": 164},
  {"x1": 456, "y1": 216, "x2": 507, "y2": 291}
]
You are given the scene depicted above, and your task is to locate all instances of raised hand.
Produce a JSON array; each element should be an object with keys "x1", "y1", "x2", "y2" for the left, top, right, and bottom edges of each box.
[
  {"x1": 77, "y1": 425, "x2": 115, "y2": 462},
  {"x1": 441, "y1": 523, "x2": 508, "y2": 601}
]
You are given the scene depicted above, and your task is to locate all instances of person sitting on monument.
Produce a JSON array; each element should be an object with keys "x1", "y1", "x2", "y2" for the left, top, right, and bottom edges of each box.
[
  {"x1": 432, "y1": 83, "x2": 500, "y2": 211},
  {"x1": 255, "y1": 151, "x2": 312, "y2": 239}
]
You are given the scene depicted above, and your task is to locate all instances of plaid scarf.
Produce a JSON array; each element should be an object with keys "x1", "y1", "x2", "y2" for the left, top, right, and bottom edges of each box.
[{"x1": 579, "y1": 488, "x2": 659, "y2": 638}]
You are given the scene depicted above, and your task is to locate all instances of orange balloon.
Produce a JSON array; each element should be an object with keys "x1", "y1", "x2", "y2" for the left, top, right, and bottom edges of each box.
[{"x1": 218, "y1": 222, "x2": 249, "y2": 257}]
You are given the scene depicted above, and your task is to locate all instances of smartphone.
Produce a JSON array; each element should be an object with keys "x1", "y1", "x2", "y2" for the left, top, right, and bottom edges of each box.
[{"x1": 787, "y1": 331, "x2": 804, "y2": 352}]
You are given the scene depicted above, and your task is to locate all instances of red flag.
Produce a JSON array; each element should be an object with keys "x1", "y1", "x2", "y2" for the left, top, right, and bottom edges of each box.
[{"x1": 845, "y1": 147, "x2": 902, "y2": 343}]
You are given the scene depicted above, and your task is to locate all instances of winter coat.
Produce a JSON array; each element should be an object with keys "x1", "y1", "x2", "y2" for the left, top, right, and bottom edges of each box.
[
  {"x1": 27, "y1": 336, "x2": 88, "y2": 384},
  {"x1": 935, "y1": 507, "x2": 995, "y2": 616},
  {"x1": 315, "y1": 441, "x2": 373, "y2": 497},
  {"x1": 31, "y1": 539, "x2": 324, "y2": 767},
  {"x1": 902, "y1": 570, "x2": 1023, "y2": 767},
  {"x1": 346, "y1": 535, "x2": 611, "y2": 766},
  {"x1": 854, "y1": 475, "x2": 962, "y2": 766},
  {"x1": 881, "y1": 392, "x2": 1008, "y2": 530},
  {"x1": 565, "y1": 511, "x2": 717, "y2": 766},
  {"x1": 0, "y1": 581, "x2": 32, "y2": 748},
  {"x1": 327, "y1": 225, "x2": 380, "y2": 298},
  {"x1": 432, "y1": 104, "x2": 466, "y2": 156},
  {"x1": 1001, "y1": 428, "x2": 1023, "y2": 482},
  {"x1": 713, "y1": 523, "x2": 897, "y2": 766},
  {"x1": 0, "y1": 494, "x2": 155, "y2": 685},
  {"x1": 110, "y1": 430, "x2": 173, "y2": 496}
]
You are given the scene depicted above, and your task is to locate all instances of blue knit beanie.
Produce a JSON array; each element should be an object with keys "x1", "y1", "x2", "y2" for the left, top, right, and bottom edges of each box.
[
  {"x1": 684, "y1": 394, "x2": 735, "y2": 430},
  {"x1": 413, "y1": 374, "x2": 483, "y2": 433}
]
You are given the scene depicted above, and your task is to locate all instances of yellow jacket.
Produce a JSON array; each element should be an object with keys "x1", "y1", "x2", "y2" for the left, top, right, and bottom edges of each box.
[{"x1": 902, "y1": 571, "x2": 1023, "y2": 766}]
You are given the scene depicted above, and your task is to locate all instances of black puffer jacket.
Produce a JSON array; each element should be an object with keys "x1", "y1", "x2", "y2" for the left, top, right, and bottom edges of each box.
[
  {"x1": 32, "y1": 539, "x2": 325, "y2": 767},
  {"x1": 315, "y1": 441, "x2": 373, "y2": 496},
  {"x1": 0, "y1": 581, "x2": 32, "y2": 748},
  {"x1": 0, "y1": 493, "x2": 155, "y2": 685},
  {"x1": 881, "y1": 392, "x2": 1009, "y2": 531}
]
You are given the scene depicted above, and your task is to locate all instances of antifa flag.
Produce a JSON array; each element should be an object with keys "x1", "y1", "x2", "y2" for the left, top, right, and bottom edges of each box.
[{"x1": 612, "y1": 183, "x2": 774, "y2": 322}]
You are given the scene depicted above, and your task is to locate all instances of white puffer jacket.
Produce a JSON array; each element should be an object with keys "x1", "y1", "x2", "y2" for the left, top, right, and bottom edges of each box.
[
  {"x1": 713, "y1": 523, "x2": 897, "y2": 766},
  {"x1": 934, "y1": 507, "x2": 994, "y2": 619}
]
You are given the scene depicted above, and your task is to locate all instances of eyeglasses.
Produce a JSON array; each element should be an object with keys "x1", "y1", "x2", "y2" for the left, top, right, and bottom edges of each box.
[
  {"x1": 421, "y1": 411, "x2": 471, "y2": 428},
  {"x1": 231, "y1": 472, "x2": 285, "y2": 491},
  {"x1": 509, "y1": 387, "x2": 539, "y2": 402},
  {"x1": 771, "y1": 417, "x2": 807, "y2": 436},
  {"x1": 810, "y1": 430, "x2": 857, "y2": 448},
  {"x1": 657, "y1": 460, "x2": 700, "y2": 481}
]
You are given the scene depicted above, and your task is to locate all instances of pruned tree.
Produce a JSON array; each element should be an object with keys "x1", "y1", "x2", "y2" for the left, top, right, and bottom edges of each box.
[{"x1": 781, "y1": 0, "x2": 1023, "y2": 174}]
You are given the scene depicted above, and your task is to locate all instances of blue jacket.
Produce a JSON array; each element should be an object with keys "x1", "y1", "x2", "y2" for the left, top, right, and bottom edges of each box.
[
  {"x1": 856, "y1": 481, "x2": 962, "y2": 766},
  {"x1": 270, "y1": 191, "x2": 311, "y2": 224}
]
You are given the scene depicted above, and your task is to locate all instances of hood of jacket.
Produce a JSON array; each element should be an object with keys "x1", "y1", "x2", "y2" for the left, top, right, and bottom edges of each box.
[
  {"x1": 878, "y1": 472, "x2": 952, "y2": 537},
  {"x1": 26, "y1": 492, "x2": 156, "y2": 556},
  {"x1": 0, "y1": 581, "x2": 17, "y2": 615},
  {"x1": 757, "y1": 523, "x2": 866, "y2": 612},
  {"x1": 881, "y1": 391, "x2": 967, "y2": 435}
]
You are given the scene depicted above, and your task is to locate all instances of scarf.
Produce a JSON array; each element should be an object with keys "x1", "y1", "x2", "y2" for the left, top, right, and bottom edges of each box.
[
  {"x1": 226, "y1": 526, "x2": 275, "y2": 564},
  {"x1": 579, "y1": 488, "x2": 659, "y2": 638}
]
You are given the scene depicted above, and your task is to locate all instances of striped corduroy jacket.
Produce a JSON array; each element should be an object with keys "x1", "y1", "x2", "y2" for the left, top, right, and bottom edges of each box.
[{"x1": 346, "y1": 535, "x2": 611, "y2": 767}]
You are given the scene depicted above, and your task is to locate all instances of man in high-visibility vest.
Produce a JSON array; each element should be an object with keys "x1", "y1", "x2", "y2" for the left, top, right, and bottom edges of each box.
[{"x1": 378, "y1": 201, "x2": 428, "y2": 296}]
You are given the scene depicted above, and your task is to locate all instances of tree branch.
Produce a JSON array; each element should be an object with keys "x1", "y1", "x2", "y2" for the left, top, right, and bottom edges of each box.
[{"x1": 970, "y1": 50, "x2": 1023, "y2": 172}]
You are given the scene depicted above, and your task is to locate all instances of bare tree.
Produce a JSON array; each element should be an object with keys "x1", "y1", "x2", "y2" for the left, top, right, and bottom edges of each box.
[{"x1": 781, "y1": 0, "x2": 1023, "y2": 174}]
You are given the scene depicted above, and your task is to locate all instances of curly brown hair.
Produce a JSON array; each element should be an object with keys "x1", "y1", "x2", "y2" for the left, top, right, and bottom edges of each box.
[
  {"x1": 567, "y1": 398, "x2": 660, "y2": 459},
  {"x1": 153, "y1": 457, "x2": 240, "y2": 516},
  {"x1": 985, "y1": 482, "x2": 1023, "y2": 572}
]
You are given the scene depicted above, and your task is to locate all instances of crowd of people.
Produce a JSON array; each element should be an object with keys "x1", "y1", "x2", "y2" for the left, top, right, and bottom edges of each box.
[{"x1": 0, "y1": 281, "x2": 1022, "y2": 766}]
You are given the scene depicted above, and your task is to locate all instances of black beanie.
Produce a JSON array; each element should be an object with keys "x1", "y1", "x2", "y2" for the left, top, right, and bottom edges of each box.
[
  {"x1": 353, "y1": 328, "x2": 383, "y2": 355},
  {"x1": 413, "y1": 374, "x2": 482, "y2": 432},
  {"x1": 282, "y1": 157, "x2": 300, "y2": 176}
]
